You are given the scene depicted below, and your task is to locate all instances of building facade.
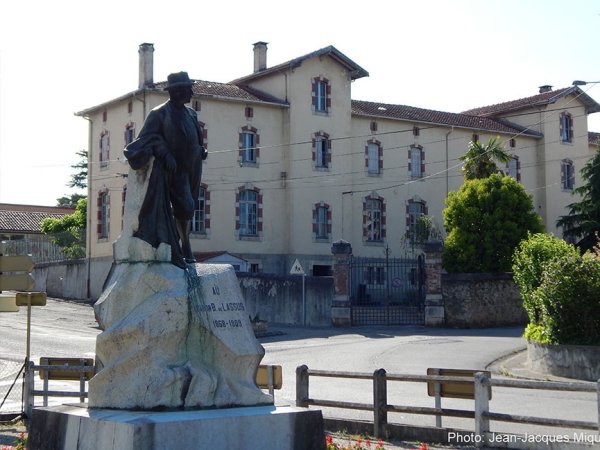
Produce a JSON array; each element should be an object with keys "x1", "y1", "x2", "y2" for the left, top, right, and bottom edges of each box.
[{"x1": 76, "y1": 43, "x2": 600, "y2": 294}]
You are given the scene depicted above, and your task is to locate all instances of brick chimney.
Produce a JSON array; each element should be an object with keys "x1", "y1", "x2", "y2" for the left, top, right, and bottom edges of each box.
[
  {"x1": 138, "y1": 43, "x2": 154, "y2": 89},
  {"x1": 253, "y1": 41, "x2": 268, "y2": 73},
  {"x1": 538, "y1": 85, "x2": 553, "y2": 94}
]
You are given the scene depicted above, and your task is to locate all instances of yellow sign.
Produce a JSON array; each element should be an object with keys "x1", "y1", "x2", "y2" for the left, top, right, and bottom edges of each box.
[
  {"x1": 0, "y1": 255, "x2": 34, "y2": 272},
  {"x1": 16, "y1": 292, "x2": 47, "y2": 306},
  {"x1": 39, "y1": 357, "x2": 95, "y2": 381},
  {"x1": 0, "y1": 273, "x2": 34, "y2": 291},
  {"x1": 0, "y1": 293, "x2": 19, "y2": 312},
  {"x1": 426, "y1": 368, "x2": 492, "y2": 400},
  {"x1": 256, "y1": 364, "x2": 283, "y2": 390}
]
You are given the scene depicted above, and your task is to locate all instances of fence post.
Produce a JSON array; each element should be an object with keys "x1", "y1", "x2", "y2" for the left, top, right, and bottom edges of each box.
[
  {"x1": 431, "y1": 368, "x2": 442, "y2": 427},
  {"x1": 423, "y1": 241, "x2": 444, "y2": 326},
  {"x1": 474, "y1": 372, "x2": 490, "y2": 447},
  {"x1": 23, "y1": 361, "x2": 35, "y2": 418},
  {"x1": 373, "y1": 368, "x2": 388, "y2": 439},
  {"x1": 296, "y1": 365, "x2": 309, "y2": 407}
]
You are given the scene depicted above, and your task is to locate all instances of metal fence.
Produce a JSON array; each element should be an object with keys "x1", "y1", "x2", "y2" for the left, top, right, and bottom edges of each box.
[
  {"x1": 349, "y1": 255, "x2": 425, "y2": 305},
  {"x1": 348, "y1": 254, "x2": 425, "y2": 325},
  {"x1": 2, "y1": 238, "x2": 67, "y2": 263}
]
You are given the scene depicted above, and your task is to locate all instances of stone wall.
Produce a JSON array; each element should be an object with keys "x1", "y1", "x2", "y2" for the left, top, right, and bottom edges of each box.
[
  {"x1": 442, "y1": 272, "x2": 527, "y2": 328},
  {"x1": 34, "y1": 260, "x2": 334, "y2": 327},
  {"x1": 238, "y1": 273, "x2": 334, "y2": 327}
]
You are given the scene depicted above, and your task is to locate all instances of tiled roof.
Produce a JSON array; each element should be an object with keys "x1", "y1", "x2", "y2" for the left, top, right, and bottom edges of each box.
[
  {"x1": 462, "y1": 86, "x2": 600, "y2": 116},
  {"x1": 590, "y1": 131, "x2": 600, "y2": 146},
  {"x1": 153, "y1": 80, "x2": 288, "y2": 106},
  {"x1": 231, "y1": 45, "x2": 369, "y2": 85},
  {"x1": 0, "y1": 204, "x2": 74, "y2": 234},
  {"x1": 351, "y1": 100, "x2": 541, "y2": 137}
]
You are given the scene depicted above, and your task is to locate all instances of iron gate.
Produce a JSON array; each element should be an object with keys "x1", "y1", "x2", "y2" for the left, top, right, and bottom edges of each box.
[{"x1": 349, "y1": 254, "x2": 425, "y2": 325}]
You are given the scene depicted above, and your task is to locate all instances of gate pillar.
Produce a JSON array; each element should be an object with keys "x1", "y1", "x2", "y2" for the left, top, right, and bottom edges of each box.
[
  {"x1": 423, "y1": 241, "x2": 445, "y2": 326},
  {"x1": 331, "y1": 240, "x2": 352, "y2": 327}
]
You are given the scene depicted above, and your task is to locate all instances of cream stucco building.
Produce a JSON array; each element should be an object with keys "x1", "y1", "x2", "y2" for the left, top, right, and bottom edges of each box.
[{"x1": 76, "y1": 43, "x2": 600, "y2": 295}]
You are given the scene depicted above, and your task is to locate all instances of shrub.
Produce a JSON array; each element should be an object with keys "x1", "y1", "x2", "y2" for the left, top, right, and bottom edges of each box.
[
  {"x1": 512, "y1": 233, "x2": 578, "y2": 323},
  {"x1": 530, "y1": 252, "x2": 600, "y2": 345},
  {"x1": 442, "y1": 174, "x2": 543, "y2": 272}
]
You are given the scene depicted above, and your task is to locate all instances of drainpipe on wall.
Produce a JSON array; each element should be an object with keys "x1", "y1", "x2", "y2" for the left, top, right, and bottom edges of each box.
[
  {"x1": 445, "y1": 127, "x2": 454, "y2": 197},
  {"x1": 82, "y1": 115, "x2": 93, "y2": 300}
]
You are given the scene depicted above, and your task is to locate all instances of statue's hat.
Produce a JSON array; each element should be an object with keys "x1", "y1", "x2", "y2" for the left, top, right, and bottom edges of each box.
[{"x1": 163, "y1": 71, "x2": 195, "y2": 90}]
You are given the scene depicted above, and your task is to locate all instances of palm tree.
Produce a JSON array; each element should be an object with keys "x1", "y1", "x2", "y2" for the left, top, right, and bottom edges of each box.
[{"x1": 459, "y1": 137, "x2": 512, "y2": 180}]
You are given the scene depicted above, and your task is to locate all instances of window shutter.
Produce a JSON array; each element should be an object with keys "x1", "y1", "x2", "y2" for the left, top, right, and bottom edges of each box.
[
  {"x1": 517, "y1": 159, "x2": 521, "y2": 182},
  {"x1": 421, "y1": 149, "x2": 425, "y2": 175},
  {"x1": 407, "y1": 149, "x2": 412, "y2": 173}
]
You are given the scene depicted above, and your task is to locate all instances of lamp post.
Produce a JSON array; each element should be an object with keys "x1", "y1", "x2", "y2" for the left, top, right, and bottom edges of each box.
[{"x1": 572, "y1": 80, "x2": 600, "y2": 86}]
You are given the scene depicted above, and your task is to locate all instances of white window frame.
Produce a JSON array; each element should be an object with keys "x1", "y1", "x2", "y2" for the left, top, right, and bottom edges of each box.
[
  {"x1": 410, "y1": 146, "x2": 422, "y2": 178},
  {"x1": 316, "y1": 205, "x2": 328, "y2": 239},
  {"x1": 315, "y1": 80, "x2": 327, "y2": 112},
  {"x1": 561, "y1": 159, "x2": 575, "y2": 190},
  {"x1": 239, "y1": 190, "x2": 258, "y2": 236},
  {"x1": 242, "y1": 131, "x2": 256, "y2": 163},
  {"x1": 408, "y1": 201, "x2": 425, "y2": 239},
  {"x1": 367, "y1": 143, "x2": 380, "y2": 175},
  {"x1": 315, "y1": 136, "x2": 328, "y2": 168},
  {"x1": 192, "y1": 187, "x2": 206, "y2": 233},
  {"x1": 366, "y1": 198, "x2": 382, "y2": 242}
]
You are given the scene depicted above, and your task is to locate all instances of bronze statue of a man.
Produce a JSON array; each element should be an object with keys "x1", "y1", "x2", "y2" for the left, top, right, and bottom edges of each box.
[{"x1": 124, "y1": 71, "x2": 207, "y2": 268}]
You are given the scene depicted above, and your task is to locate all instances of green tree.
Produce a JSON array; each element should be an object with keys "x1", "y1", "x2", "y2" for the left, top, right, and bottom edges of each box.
[
  {"x1": 56, "y1": 193, "x2": 86, "y2": 208},
  {"x1": 68, "y1": 149, "x2": 88, "y2": 189},
  {"x1": 556, "y1": 145, "x2": 600, "y2": 252},
  {"x1": 442, "y1": 173, "x2": 544, "y2": 272},
  {"x1": 40, "y1": 198, "x2": 87, "y2": 259},
  {"x1": 459, "y1": 137, "x2": 513, "y2": 180}
]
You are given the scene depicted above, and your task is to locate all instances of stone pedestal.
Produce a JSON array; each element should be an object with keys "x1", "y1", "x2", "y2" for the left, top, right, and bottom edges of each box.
[
  {"x1": 28, "y1": 403, "x2": 325, "y2": 450},
  {"x1": 90, "y1": 262, "x2": 272, "y2": 410}
]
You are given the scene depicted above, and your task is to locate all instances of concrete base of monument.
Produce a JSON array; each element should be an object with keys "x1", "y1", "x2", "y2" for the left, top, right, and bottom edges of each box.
[{"x1": 28, "y1": 403, "x2": 326, "y2": 450}]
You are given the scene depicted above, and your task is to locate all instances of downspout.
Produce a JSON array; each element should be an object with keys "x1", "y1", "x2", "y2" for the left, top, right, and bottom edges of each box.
[
  {"x1": 81, "y1": 115, "x2": 93, "y2": 299},
  {"x1": 445, "y1": 126, "x2": 454, "y2": 197}
]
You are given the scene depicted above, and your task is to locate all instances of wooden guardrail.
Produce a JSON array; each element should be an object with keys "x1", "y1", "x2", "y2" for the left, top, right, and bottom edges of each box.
[
  {"x1": 296, "y1": 365, "x2": 600, "y2": 446},
  {"x1": 23, "y1": 359, "x2": 282, "y2": 417}
]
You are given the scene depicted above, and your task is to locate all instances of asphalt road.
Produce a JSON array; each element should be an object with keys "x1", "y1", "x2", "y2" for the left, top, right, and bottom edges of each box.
[{"x1": 1, "y1": 298, "x2": 597, "y2": 443}]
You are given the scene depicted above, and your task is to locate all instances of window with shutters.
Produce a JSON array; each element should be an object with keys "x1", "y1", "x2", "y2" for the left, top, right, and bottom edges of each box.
[
  {"x1": 236, "y1": 187, "x2": 262, "y2": 239},
  {"x1": 313, "y1": 132, "x2": 331, "y2": 170},
  {"x1": 406, "y1": 199, "x2": 427, "y2": 240},
  {"x1": 124, "y1": 123, "x2": 135, "y2": 146},
  {"x1": 408, "y1": 145, "x2": 425, "y2": 178},
  {"x1": 192, "y1": 185, "x2": 209, "y2": 234},
  {"x1": 366, "y1": 140, "x2": 382, "y2": 175},
  {"x1": 239, "y1": 126, "x2": 259, "y2": 165},
  {"x1": 97, "y1": 190, "x2": 110, "y2": 239},
  {"x1": 312, "y1": 77, "x2": 330, "y2": 114},
  {"x1": 561, "y1": 159, "x2": 575, "y2": 190},
  {"x1": 100, "y1": 131, "x2": 110, "y2": 168},
  {"x1": 507, "y1": 156, "x2": 521, "y2": 181},
  {"x1": 313, "y1": 202, "x2": 331, "y2": 241},
  {"x1": 560, "y1": 112, "x2": 573, "y2": 143},
  {"x1": 364, "y1": 196, "x2": 385, "y2": 243}
]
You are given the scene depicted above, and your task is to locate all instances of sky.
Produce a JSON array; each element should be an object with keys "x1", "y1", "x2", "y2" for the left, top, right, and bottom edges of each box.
[{"x1": 0, "y1": 0, "x2": 598, "y2": 206}]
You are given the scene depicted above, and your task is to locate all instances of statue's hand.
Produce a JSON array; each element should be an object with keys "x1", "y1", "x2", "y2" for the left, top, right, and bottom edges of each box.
[{"x1": 164, "y1": 154, "x2": 177, "y2": 172}]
